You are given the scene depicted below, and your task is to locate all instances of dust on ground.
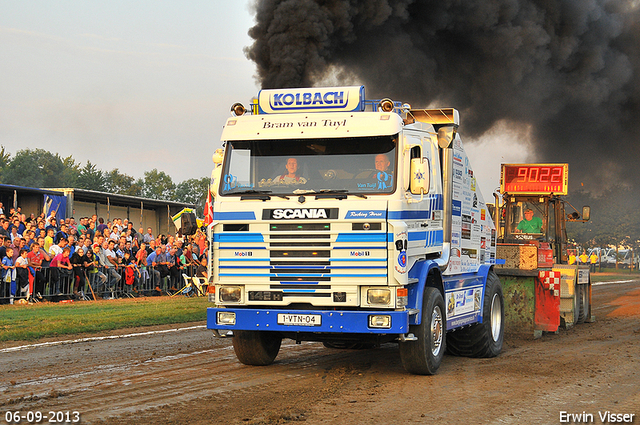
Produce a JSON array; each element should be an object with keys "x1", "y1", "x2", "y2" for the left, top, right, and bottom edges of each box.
[{"x1": 1, "y1": 280, "x2": 638, "y2": 425}]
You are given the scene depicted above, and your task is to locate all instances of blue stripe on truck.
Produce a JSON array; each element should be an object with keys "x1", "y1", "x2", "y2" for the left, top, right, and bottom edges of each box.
[
  {"x1": 214, "y1": 233, "x2": 264, "y2": 243},
  {"x1": 213, "y1": 211, "x2": 257, "y2": 220}
]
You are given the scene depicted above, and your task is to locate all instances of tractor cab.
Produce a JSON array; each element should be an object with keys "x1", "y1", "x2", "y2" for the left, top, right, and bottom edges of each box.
[
  {"x1": 495, "y1": 164, "x2": 590, "y2": 265},
  {"x1": 494, "y1": 163, "x2": 593, "y2": 336},
  {"x1": 499, "y1": 194, "x2": 589, "y2": 265}
]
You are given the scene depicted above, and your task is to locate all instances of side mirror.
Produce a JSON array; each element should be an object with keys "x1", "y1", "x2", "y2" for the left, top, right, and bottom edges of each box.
[
  {"x1": 437, "y1": 126, "x2": 455, "y2": 148},
  {"x1": 582, "y1": 206, "x2": 591, "y2": 221},
  {"x1": 410, "y1": 157, "x2": 430, "y2": 196}
]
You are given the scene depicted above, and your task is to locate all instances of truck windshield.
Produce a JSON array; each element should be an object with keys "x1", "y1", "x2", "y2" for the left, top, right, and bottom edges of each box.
[{"x1": 220, "y1": 135, "x2": 397, "y2": 196}]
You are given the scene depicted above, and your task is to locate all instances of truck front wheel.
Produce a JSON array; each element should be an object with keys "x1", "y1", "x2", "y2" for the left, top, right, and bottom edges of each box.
[
  {"x1": 447, "y1": 270, "x2": 504, "y2": 357},
  {"x1": 232, "y1": 330, "x2": 282, "y2": 366},
  {"x1": 398, "y1": 287, "x2": 446, "y2": 375}
]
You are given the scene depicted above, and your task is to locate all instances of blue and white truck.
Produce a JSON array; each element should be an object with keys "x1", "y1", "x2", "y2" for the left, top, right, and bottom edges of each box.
[{"x1": 206, "y1": 86, "x2": 503, "y2": 374}]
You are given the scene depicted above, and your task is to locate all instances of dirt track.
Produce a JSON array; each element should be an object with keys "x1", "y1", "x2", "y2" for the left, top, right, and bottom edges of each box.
[{"x1": 1, "y1": 279, "x2": 639, "y2": 425}]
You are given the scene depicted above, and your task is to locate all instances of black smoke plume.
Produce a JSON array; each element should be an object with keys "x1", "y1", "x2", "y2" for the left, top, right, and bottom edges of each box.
[{"x1": 245, "y1": 0, "x2": 640, "y2": 193}]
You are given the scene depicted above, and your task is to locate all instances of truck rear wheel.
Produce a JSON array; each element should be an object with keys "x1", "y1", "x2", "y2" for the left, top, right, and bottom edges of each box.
[
  {"x1": 577, "y1": 284, "x2": 590, "y2": 324},
  {"x1": 398, "y1": 287, "x2": 445, "y2": 375},
  {"x1": 232, "y1": 330, "x2": 282, "y2": 366},
  {"x1": 447, "y1": 270, "x2": 504, "y2": 358}
]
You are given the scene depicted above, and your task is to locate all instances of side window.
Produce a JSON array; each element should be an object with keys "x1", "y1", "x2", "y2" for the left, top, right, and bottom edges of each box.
[
  {"x1": 404, "y1": 133, "x2": 422, "y2": 192},
  {"x1": 408, "y1": 145, "x2": 422, "y2": 195},
  {"x1": 410, "y1": 145, "x2": 421, "y2": 160}
]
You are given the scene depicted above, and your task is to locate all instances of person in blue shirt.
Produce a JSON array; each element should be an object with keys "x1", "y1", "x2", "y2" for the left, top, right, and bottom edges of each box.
[
  {"x1": 2, "y1": 247, "x2": 16, "y2": 304},
  {"x1": 147, "y1": 247, "x2": 162, "y2": 293}
]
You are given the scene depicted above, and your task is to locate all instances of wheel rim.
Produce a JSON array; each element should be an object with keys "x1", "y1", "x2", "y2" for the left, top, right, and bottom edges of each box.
[
  {"x1": 431, "y1": 305, "x2": 443, "y2": 356},
  {"x1": 490, "y1": 293, "x2": 502, "y2": 342}
]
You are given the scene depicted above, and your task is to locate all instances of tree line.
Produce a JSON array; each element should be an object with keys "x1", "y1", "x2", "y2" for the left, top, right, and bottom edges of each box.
[
  {"x1": 1, "y1": 147, "x2": 634, "y2": 252},
  {"x1": 0, "y1": 147, "x2": 209, "y2": 215},
  {"x1": 566, "y1": 186, "x2": 640, "y2": 254}
]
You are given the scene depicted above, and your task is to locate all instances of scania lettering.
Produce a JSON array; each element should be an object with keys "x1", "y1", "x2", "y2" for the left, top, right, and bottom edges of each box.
[
  {"x1": 272, "y1": 208, "x2": 328, "y2": 220},
  {"x1": 206, "y1": 86, "x2": 504, "y2": 375}
]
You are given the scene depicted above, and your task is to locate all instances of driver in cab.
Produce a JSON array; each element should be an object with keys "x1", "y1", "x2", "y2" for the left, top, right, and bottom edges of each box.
[
  {"x1": 274, "y1": 157, "x2": 307, "y2": 185},
  {"x1": 515, "y1": 208, "x2": 543, "y2": 233}
]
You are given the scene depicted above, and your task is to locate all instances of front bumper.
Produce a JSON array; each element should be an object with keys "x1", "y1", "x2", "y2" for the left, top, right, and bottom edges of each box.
[{"x1": 207, "y1": 307, "x2": 409, "y2": 334}]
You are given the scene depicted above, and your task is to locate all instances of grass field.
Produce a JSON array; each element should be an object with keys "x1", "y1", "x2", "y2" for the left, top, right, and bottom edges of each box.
[
  {"x1": 0, "y1": 296, "x2": 209, "y2": 343},
  {"x1": 591, "y1": 270, "x2": 640, "y2": 283},
  {"x1": 1, "y1": 270, "x2": 636, "y2": 343}
]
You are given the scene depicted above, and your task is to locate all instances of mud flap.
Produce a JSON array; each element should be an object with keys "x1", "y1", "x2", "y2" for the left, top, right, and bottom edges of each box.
[
  {"x1": 535, "y1": 271, "x2": 561, "y2": 332},
  {"x1": 497, "y1": 270, "x2": 561, "y2": 338},
  {"x1": 498, "y1": 272, "x2": 536, "y2": 337}
]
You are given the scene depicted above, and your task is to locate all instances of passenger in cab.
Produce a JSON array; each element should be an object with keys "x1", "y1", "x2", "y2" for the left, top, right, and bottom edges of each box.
[
  {"x1": 375, "y1": 153, "x2": 392, "y2": 173},
  {"x1": 373, "y1": 153, "x2": 394, "y2": 190}
]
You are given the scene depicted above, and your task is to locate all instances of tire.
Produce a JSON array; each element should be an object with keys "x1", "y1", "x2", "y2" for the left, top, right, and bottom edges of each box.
[
  {"x1": 572, "y1": 280, "x2": 580, "y2": 326},
  {"x1": 577, "y1": 284, "x2": 590, "y2": 324},
  {"x1": 447, "y1": 270, "x2": 504, "y2": 358},
  {"x1": 232, "y1": 330, "x2": 282, "y2": 366},
  {"x1": 398, "y1": 287, "x2": 446, "y2": 375}
]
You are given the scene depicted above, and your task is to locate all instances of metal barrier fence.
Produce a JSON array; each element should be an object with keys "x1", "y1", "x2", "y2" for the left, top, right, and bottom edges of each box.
[{"x1": 0, "y1": 263, "x2": 204, "y2": 304}]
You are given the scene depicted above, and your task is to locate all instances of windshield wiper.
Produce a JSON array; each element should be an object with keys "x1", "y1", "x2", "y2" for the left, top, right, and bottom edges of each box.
[
  {"x1": 314, "y1": 189, "x2": 349, "y2": 200},
  {"x1": 236, "y1": 190, "x2": 272, "y2": 200},
  {"x1": 236, "y1": 190, "x2": 289, "y2": 200},
  {"x1": 310, "y1": 189, "x2": 368, "y2": 199}
]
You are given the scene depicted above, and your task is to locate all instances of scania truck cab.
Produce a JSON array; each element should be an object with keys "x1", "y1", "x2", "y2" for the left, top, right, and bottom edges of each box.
[{"x1": 206, "y1": 86, "x2": 503, "y2": 375}]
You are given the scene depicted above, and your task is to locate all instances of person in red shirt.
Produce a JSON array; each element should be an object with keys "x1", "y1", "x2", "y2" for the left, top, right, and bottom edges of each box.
[
  {"x1": 26, "y1": 242, "x2": 46, "y2": 300},
  {"x1": 135, "y1": 242, "x2": 149, "y2": 293}
]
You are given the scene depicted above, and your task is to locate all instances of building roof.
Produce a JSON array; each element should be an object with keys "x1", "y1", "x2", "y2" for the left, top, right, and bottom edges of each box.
[
  {"x1": 0, "y1": 183, "x2": 67, "y2": 196},
  {"x1": 0, "y1": 184, "x2": 195, "y2": 209},
  {"x1": 53, "y1": 188, "x2": 196, "y2": 209}
]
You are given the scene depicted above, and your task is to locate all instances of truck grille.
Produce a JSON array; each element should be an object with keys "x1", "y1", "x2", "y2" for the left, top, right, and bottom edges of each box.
[{"x1": 216, "y1": 220, "x2": 388, "y2": 304}]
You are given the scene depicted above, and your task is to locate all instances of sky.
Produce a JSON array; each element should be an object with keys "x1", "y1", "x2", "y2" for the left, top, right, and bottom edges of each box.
[{"x1": 0, "y1": 0, "x2": 531, "y2": 195}]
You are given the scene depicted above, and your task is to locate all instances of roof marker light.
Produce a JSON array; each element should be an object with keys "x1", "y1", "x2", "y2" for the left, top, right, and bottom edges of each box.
[
  {"x1": 231, "y1": 103, "x2": 246, "y2": 116},
  {"x1": 378, "y1": 99, "x2": 394, "y2": 112}
]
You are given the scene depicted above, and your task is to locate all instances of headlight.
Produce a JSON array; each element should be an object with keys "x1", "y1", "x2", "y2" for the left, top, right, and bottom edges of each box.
[
  {"x1": 219, "y1": 286, "x2": 242, "y2": 302},
  {"x1": 367, "y1": 288, "x2": 391, "y2": 305},
  {"x1": 369, "y1": 315, "x2": 391, "y2": 329},
  {"x1": 217, "y1": 311, "x2": 236, "y2": 325}
]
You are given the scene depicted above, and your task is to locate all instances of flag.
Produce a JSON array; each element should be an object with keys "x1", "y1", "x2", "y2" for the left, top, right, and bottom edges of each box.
[{"x1": 204, "y1": 190, "x2": 214, "y2": 226}]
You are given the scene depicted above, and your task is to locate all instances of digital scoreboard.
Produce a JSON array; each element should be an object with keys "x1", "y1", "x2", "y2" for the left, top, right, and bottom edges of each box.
[{"x1": 500, "y1": 163, "x2": 569, "y2": 195}]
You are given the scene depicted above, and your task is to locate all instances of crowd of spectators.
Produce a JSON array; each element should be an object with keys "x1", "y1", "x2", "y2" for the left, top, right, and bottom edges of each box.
[{"x1": 0, "y1": 201, "x2": 209, "y2": 304}]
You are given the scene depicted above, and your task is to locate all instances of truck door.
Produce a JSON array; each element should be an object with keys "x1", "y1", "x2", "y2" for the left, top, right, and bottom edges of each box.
[{"x1": 403, "y1": 131, "x2": 441, "y2": 261}]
